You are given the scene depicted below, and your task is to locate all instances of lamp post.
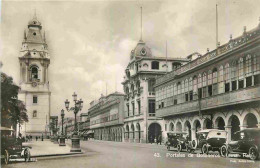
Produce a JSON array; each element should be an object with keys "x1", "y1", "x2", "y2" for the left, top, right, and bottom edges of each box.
[
  {"x1": 54, "y1": 118, "x2": 59, "y2": 144},
  {"x1": 59, "y1": 109, "x2": 66, "y2": 146},
  {"x1": 64, "y1": 92, "x2": 83, "y2": 152}
]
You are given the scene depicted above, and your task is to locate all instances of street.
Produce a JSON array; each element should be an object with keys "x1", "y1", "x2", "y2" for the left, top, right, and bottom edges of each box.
[{"x1": 3, "y1": 140, "x2": 260, "y2": 168}]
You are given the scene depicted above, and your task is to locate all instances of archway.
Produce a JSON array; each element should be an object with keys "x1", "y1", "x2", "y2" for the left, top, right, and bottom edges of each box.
[
  {"x1": 136, "y1": 123, "x2": 141, "y2": 142},
  {"x1": 229, "y1": 115, "x2": 240, "y2": 140},
  {"x1": 176, "y1": 122, "x2": 182, "y2": 132},
  {"x1": 169, "y1": 122, "x2": 174, "y2": 131},
  {"x1": 215, "y1": 117, "x2": 225, "y2": 130},
  {"x1": 131, "y1": 124, "x2": 135, "y2": 139},
  {"x1": 184, "y1": 121, "x2": 191, "y2": 140},
  {"x1": 243, "y1": 113, "x2": 258, "y2": 128},
  {"x1": 203, "y1": 118, "x2": 213, "y2": 129},
  {"x1": 148, "y1": 123, "x2": 161, "y2": 143}
]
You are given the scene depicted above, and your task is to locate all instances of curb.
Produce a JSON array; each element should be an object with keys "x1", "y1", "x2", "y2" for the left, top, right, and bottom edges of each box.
[{"x1": 31, "y1": 152, "x2": 84, "y2": 158}]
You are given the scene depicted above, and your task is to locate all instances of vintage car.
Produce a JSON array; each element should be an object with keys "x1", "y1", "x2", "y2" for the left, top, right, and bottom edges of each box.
[
  {"x1": 166, "y1": 131, "x2": 188, "y2": 152},
  {"x1": 1, "y1": 127, "x2": 31, "y2": 164},
  {"x1": 220, "y1": 128, "x2": 260, "y2": 160},
  {"x1": 191, "y1": 129, "x2": 227, "y2": 154}
]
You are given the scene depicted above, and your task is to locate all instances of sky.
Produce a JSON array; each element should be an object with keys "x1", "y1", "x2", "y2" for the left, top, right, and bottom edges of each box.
[{"x1": 1, "y1": 0, "x2": 260, "y2": 118}]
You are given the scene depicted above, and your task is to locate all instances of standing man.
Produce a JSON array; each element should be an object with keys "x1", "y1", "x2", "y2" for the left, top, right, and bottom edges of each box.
[{"x1": 158, "y1": 135, "x2": 162, "y2": 145}]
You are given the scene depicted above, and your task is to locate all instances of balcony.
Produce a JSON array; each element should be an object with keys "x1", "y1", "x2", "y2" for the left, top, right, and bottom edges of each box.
[{"x1": 156, "y1": 86, "x2": 260, "y2": 118}]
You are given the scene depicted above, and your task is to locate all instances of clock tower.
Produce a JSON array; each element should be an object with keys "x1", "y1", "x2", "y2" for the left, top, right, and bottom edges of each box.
[{"x1": 18, "y1": 14, "x2": 51, "y2": 137}]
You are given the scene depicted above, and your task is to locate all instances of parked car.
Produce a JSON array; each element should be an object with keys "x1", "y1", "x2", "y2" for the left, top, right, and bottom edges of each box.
[
  {"x1": 220, "y1": 128, "x2": 260, "y2": 160},
  {"x1": 191, "y1": 129, "x2": 227, "y2": 154},
  {"x1": 1, "y1": 127, "x2": 31, "y2": 164},
  {"x1": 166, "y1": 131, "x2": 188, "y2": 152}
]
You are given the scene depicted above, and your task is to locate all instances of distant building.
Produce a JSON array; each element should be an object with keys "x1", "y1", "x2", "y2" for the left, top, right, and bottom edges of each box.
[
  {"x1": 88, "y1": 92, "x2": 125, "y2": 141},
  {"x1": 18, "y1": 13, "x2": 51, "y2": 137},
  {"x1": 154, "y1": 21, "x2": 260, "y2": 142},
  {"x1": 122, "y1": 39, "x2": 188, "y2": 143}
]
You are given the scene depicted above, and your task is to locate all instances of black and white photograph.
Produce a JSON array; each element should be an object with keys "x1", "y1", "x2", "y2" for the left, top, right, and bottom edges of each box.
[{"x1": 1, "y1": 0, "x2": 260, "y2": 168}]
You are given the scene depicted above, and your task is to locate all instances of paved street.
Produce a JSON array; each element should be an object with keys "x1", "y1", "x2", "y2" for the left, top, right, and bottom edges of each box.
[{"x1": 3, "y1": 140, "x2": 260, "y2": 168}]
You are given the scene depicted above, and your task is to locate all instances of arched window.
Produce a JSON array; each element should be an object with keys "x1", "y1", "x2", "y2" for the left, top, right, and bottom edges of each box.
[
  {"x1": 30, "y1": 65, "x2": 39, "y2": 81},
  {"x1": 184, "y1": 79, "x2": 188, "y2": 92},
  {"x1": 173, "y1": 83, "x2": 177, "y2": 96},
  {"x1": 131, "y1": 84, "x2": 135, "y2": 92},
  {"x1": 202, "y1": 72, "x2": 207, "y2": 87},
  {"x1": 198, "y1": 74, "x2": 202, "y2": 88},
  {"x1": 125, "y1": 87, "x2": 129, "y2": 94},
  {"x1": 219, "y1": 65, "x2": 224, "y2": 82},
  {"x1": 193, "y1": 76, "x2": 197, "y2": 93},
  {"x1": 151, "y1": 61, "x2": 159, "y2": 70},
  {"x1": 172, "y1": 62, "x2": 181, "y2": 71},
  {"x1": 189, "y1": 77, "x2": 193, "y2": 91},
  {"x1": 246, "y1": 55, "x2": 252, "y2": 74},
  {"x1": 208, "y1": 70, "x2": 212, "y2": 85},
  {"x1": 231, "y1": 61, "x2": 237, "y2": 79},
  {"x1": 181, "y1": 81, "x2": 184, "y2": 94},
  {"x1": 177, "y1": 82, "x2": 181, "y2": 95},
  {"x1": 224, "y1": 63, "x2": 230, "y2": 81},
  {"x1": 253, "y1": 55, "x2": 260, "y2": 73},
  {"x1": 33, "y1": 110, "x2": 37, "y2": 118},
  {"x1": 212, "y1": 68, "x2": 218, "y2": 83},
  {"x1": 238, "y1": 57, "x2": 244, "y2": 77}
]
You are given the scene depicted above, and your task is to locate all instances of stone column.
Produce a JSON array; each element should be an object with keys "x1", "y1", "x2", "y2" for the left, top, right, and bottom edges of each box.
[
  {"x1": 191, "y1": 128, "x2": 196, "y2": 141},
  {"x1": 225, "y1": 125, "x2": 232, "y2": 142}
]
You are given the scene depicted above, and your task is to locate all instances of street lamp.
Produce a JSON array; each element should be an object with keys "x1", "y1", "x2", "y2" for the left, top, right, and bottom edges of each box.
[
  {"x1": 54, "y1": 118, "x2": 59, "y2": 144},
  {"x1": 64, "y1": 92, "x2": 83, "y2": 152},
  {"x1": 59, "y1": 109, "x2": 66, "y2": 146}
]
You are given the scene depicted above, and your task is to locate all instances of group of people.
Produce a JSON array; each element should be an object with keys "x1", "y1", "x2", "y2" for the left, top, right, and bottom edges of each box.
[{"x1": 149, "y1": 135, "x2": 162, "y2": 145}]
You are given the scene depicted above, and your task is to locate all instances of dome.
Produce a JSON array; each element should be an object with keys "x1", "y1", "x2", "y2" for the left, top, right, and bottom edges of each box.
[{"x1": 130, "y1": 40, "x2": 152, "y2": 60}]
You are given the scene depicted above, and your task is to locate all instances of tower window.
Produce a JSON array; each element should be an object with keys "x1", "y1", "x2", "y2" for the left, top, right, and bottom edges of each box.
[
  {"x1": 33, "y1": 32, "x2": 36, "y2": 36},
  {"x1": 30, "y1": 65, "x2": 39, "y2": 81},
  {"x1": 33, "y1": 110, "x2": 37, "y2": 118},
  {"x1": 33, "y1": 96, "x2": 38, "y2": 104}
]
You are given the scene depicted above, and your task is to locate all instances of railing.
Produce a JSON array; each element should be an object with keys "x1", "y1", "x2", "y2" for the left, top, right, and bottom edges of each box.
[
  {"x1": 156, "y1": 86, "x2": 260, "y2": 118},
  {"x1": 156, "y1": 26, "x2": 260, "y2": 86}
]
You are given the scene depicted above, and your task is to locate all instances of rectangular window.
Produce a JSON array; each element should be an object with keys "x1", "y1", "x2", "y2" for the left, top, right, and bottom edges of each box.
[
  {"x1": 212, "y1": 84, "x2": 218, "y2": 95},
  {"x1": 254, "y1": 74, "x2": 260, "y2": 85},
  {"x1": 185, "y1": 93, "x2": 189, "y2": 102},
  {"x1": 149, "y1": 100, "x2": 155, "y2": 114},
  {"x1": 189, "y1": 91, "x2": 193, "y2": 101},
  {"x1": 246, "y1": 76, "x2": 252, "y2": 87},
  {"x1": 132, "y1": 102, "x2": 135, "y2": 115},
  {"x1": 174, "y1": 99, "x2": 177, "y2": 105},
  {"x1": 225, "y1": 83, "x2": 230, "y2": 93},
  {"x1": 198, "y1": 88, "x2": 202, "y2": 99},
  {"x1": 232, "y1": 81, "x2": 237, "y2": 91},
  {"x1": 161, "y1": 102, "x2": 164, "y2": 108},
  {"x1": 202, "y1": 87, "x2": 207, "y2": 98},
  {"x1": 137, "y1": 101, "x2": 141, "y2": 114},
  {"x1": 127, "y1": 104, "x2": 129, "y2": 116},
  {"x1": 239, "y1": 80, "x2": 244, "y2": 89},
  {"x1": 208, "y1": 85, "x2": 212, "y2": 96},
  {"x1": 33, "y1": 96, "x2": 38, "y2": 104}
]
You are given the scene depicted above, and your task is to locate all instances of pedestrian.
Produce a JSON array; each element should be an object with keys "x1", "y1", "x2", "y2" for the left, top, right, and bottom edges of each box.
[
  {"x1": 158, "y1": 135, "x2": 162, "y2": 145},
  {"x1": 36, "y1": 136, "x2": 38, "y2": 141},
  {"x1": 149, "y1": 135, "x2": 153, "y2": 144},
  {"x1": 154, "y1": 137, "x2": 157, "y2": 144},
  {"x1": 42, "y1": 134, "x2": 44, "y2": 141}
]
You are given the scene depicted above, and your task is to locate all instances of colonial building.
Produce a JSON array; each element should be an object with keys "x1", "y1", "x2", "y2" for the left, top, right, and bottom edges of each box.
[
  {"x1": 154, "y1": 20, "x2": 260, "y2": 142},
  {"x1": 89, "y1": 92, "x2": 124, "y2": 142},
  {"x1": 18, "y1": 14, "x2": 51, "y2": 137},
  {"x1": 122, "y1": 39, "x2": 189, "y2": 143}
]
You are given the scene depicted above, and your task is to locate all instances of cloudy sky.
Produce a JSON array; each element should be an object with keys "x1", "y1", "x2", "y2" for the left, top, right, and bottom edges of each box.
[{"x1": 1, "y1": 0, "x2": 260, "y2": 118}]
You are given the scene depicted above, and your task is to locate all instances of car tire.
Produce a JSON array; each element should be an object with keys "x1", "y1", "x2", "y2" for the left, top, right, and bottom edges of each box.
[
  {"x1": 220, "y1": 145, "x2": 228, "y2": 157},
  {"x1": 24, "y1": 148, "x2": 31, "y2": 162},
  {"x1": 4, "y1": 150, "x2": 9, "y2": 165},
  {"x1": 202, "y1": 144, "x2": 208, "y2": 155},
  {"x1": 249, "y1": 147, "x2": 259, "y2": 160},
  {"x1": 177, "y1": 144, "x2": 182, "y2": 152}
]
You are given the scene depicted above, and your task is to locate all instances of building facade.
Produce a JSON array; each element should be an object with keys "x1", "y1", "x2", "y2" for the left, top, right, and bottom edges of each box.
[
  {"x1": 154, "y1": 21, "x2": 260, "y2": 142},
  {"x1": 122, "y1": 39, "x2": 189, "y2": 143},
  {"x1": 18, "y1": 14, "x2": 51, "y2": 137},
  {"x1": 89, "y1": 92, "x2": 124, "y2": 142}
]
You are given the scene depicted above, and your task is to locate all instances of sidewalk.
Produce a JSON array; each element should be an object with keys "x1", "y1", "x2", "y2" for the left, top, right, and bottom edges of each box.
[{"x1": 23, "y1": 139, "x2": 83, "y2": 157}]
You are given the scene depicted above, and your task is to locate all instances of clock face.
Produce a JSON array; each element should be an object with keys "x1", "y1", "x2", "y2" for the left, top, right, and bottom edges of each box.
[
  {"x1": 32, "y1": 82, "x2": 37, "y2": 87},
  {"x1": 140, "y1": 48, "x2": 147, "y2": 56}
]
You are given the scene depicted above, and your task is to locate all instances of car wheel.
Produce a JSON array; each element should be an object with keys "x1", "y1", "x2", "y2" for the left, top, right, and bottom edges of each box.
[
  {"x1": 24, "y1": 148, "x2": 31, "y2": 162},
  {"x1": 177, "y1": 144, "x2": 182, "y2": 152},
  {"x1": 4, "y1": 150, "x2": 9, "y2": 165},
  {"x1": 249, "y1": 147, "x2": 259, "y2": 160},
  {"x1": 202, "y1": 144, "x2": 208, "y2": 154},
  {"x1": 220, "y1": 145, "x2": 228, "y2": 157}
]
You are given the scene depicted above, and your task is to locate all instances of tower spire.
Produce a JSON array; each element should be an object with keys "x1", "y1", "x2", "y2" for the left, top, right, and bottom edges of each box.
[{"x1": 140, "y1": 6, "x2": 143, "y2": 41}]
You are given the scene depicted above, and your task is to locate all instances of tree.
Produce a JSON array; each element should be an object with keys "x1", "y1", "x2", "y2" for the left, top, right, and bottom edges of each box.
[{"x1": 1, "y1": 72, "x2": 28, "y2": 132}]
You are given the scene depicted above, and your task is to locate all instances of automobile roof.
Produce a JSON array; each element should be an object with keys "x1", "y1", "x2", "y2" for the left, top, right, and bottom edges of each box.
[
  {"x1": 197, "y1": 129, "x2": 226, "y2": 133},
  {"x1": 167, "y1": 131, "x2": 187, "y2": 134}
]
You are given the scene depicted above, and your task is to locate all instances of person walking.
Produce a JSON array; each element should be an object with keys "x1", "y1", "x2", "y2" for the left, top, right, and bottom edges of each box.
[
  {"x1": 158, "y1": 135, "x2": 162, "y2": 145},
  {"x1": 36, "y1": 136, "x2": 38, "y2": 141}
]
